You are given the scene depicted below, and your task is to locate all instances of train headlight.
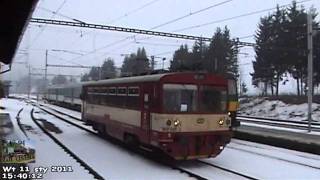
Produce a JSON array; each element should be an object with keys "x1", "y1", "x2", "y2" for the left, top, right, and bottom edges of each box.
[
  {"x1": 228, "y1": 112, "x2": 231, "y2": 117},
  {"x1": 173, "y1": 119, "x2": 181, "y2": 127},
  {"x1": 218, "y1": 118, "x2": 224, "y2": 125},
  {"x1": 166, "y1": 120, "x2": 172, "y2": 126}
]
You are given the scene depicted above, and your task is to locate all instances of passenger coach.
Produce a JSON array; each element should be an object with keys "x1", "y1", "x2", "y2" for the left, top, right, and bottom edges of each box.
[{"x1": 81, "y1": 72, "x2": 237, "y2": 160}]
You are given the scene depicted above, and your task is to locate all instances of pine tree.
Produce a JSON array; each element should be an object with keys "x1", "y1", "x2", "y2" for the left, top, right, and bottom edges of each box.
[
  {"x1": 271, "y1": 6, "x2": 288, "y2": 96},
  {"x1": 205, "y1": 27, "x2": 238, "y2": 78},
  {"x1": 191, "y1": 40, "x2": 207, "y2": 71},
  {"x1": 81, "y1": 73, "x2": 90, "y2": 82},
  {"x1": 252, "y1": 15, "x2": 275, "y2": 95},
  {"x1": 101, "y1": 58, "x2": 116, "y2": 79},
  {"x1": 286, "y1": 1, "x2": 308, "y2": 95},
  {"x1": 88, "y1": 67, "x2": 101, "y2": 80},
  {"x1": 169, "y1": 44, "x2": 191, "y2": 72},
  {"x1": 121, "y1": 47, "x2": 150, "y2": 76},
  {"x1": 51, "y1": 75, "x2": 68, "y2": 85}
]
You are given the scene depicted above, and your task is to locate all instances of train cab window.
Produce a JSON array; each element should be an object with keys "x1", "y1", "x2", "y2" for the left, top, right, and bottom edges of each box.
[
  {"x1": 163, "y1": 84, "x2": 197, "y2": 113},
  {"x1": 199, "y1": 86, "x2": 227, "y2": 113}
]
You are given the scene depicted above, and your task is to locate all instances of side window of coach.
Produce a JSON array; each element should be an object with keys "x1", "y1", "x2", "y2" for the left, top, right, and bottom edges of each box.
[{"x1": 127, "y1": 87, "x2": 140, "y2": 109}]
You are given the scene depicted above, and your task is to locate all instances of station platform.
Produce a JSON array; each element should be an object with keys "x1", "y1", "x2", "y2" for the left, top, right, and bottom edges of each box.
[{"x1": 234, "y1": 125, "x2": 320, "y2": 155}]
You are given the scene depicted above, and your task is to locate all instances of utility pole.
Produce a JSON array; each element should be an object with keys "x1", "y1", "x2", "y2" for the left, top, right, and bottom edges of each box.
[
  {"x1": 162, "y1": 58, "x2": 166, "y2": 70},
  {"x1": 200, "y1": 36, "x2": 203, "y2": 58},
  {"x1": 44, "y1": 50, "x2": 48, "y2": 98},
  {"x1": 307, "y1": 12, "x2": 313, "y2": 132},
  {"x1": 151, "y1": 56, "x2": 155, "y2": 71},
  {"x1": 28, "y1": 65, "x2": 31, "y2": 99}
]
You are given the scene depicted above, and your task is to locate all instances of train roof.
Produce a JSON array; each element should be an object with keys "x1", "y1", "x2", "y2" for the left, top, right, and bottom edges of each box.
[
  {"x1": 82, "y1": 73, "x2": 170, "y2": 86},
  {"x1": 82, "y1": 72, "x2": 229, "y2": 87},
  {"x1": 47, "y1": 72, "x2": 230, "y2": 89},
  {"x1": 47, "y1": 83, "x2": 82, "y2": 89}
]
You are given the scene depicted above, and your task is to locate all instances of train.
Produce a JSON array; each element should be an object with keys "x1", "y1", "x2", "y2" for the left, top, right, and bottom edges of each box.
[
  {"x1": 45, "y1": 72, "x2": 239, "y2": 160},
  {"x1": 46, "y1": 83, "x2": 82, "y2": 111}
]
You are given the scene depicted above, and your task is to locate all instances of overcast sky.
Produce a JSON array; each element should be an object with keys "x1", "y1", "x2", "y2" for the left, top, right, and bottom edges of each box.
[{"x1": 5, "y1": 0, "x2": 320, "y2": 94}]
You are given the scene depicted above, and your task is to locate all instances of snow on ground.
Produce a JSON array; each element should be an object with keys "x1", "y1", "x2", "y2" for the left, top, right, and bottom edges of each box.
[
  {"x1": 38, "y1": 101, "x2": 82, "y2": 119},
  {"x1": 32, "y1": 105, "x2": 192, "y2": 180},
  {"x1": 229, "y1": 139, "x2": 320, "y2": 168},
  {"x1": 239, "y1": 97, "x2": 320, "y2": 121},
  {"x1": 37, "y1": 105, "x2": 94, "y2": 132},
  {"x1": 205, "y1": 139, "x2": 320, "y2": 179},
  {"x1": 0, "y1": 98, "x2": 93, "y2": 180},
  {"x1": 3, "y1": 97, "x2": 320, "y2": 179},
  {"x1": 32, "y1": 98, "x2": 320, "y2": 179}
]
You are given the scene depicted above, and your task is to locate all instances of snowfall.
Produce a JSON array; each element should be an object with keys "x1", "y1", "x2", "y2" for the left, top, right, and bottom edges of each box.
[{"x1": 1, "y1": 97, "x2": 320, "y2": 180}]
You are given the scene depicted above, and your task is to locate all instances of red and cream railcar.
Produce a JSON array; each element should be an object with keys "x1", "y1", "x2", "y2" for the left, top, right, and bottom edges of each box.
[{"x1": 81, "y1": 72, "x2": 233, "y2": 160}]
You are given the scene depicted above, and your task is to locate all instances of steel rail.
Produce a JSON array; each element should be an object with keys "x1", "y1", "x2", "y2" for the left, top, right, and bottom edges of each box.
[
  {"x1": 32, "y1": 102, "x2": 209, "y2": 180},
  {"x1": 30, "y1": 108, "x2": 104, "y2": 180}
]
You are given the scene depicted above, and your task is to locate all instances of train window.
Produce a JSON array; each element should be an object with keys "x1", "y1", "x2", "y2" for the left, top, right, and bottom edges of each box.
[
  {"x1": 66, "y1": 88, "x2": 72, "y2": 97},
  {"x1": 74, "y1": 87, "x2": 82, "y2": 98},
  {"x1": 103, "y1": 87, "x2": 109, "y2": 95},
  {"x1": 96, "y1": 87, "x2": 103, "y2": 93},
  {"x1": 128, "y1": 87, "x2": 139, "y2": 96},
  {"x1": 199, "y1": 86, "x2": 227, "y2": 113},
  {"x1": 163, "y1": 84, "x2": 197, "y2": 113},
  {"x1": 88, "y1": 87, "x2": 94, "y2": 92},
  {"x1": 117, "y1": 87, "x2": 127, "y2": 96},
  {"x1": 109, "y1": 87, "x2": 116, "y2": 95}
]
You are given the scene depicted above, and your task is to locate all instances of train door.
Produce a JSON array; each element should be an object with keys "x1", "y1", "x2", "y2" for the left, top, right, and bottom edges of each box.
[{"x1": 141, "y1": 84, "x2": 152, "y2": 143}]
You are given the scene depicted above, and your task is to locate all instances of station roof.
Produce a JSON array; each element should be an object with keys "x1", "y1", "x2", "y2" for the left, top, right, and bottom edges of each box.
[{"x1": 0, "y1": 0, "x2": 38, "y2": 64}]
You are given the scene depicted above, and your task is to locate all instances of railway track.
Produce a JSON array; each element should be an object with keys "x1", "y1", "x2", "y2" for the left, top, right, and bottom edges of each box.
[
  {"x1": 39, "y1": 104, "x2": 82, "y2": 121},
  {"x1": 231, "y1": 140, "x2": 320, "y2": 162},
  {"x1": 30, "y1": 108, "x2": 104, "y2": 180},
  {"x1": 237, "y1": 115, "x2": 320, "y2": 131},
  {"x1": 226, "y1": 145, "x2": 320, "y2": 170},
  {"x1": 238, "y1": 115, "x2": 320, "y2": 126},
  {"x1": 9, "y1": 98, "x2": 318, "y2": 179},
  {"x1": 30, "y1": 102, "x2": 320, "y2": 175},
  {"x1": 197, "y1": 160, "x2": 258, "y2": 180},
  {"x1": 30, "y1": 101, "x2": 258, "y2": 179}
]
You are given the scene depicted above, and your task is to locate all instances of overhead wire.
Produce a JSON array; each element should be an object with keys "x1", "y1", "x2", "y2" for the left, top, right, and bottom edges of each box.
[
  {"x1": 29, "y1": 0, "x2": 67, "y2": 48},
  {"x1": 73, "y1": 0, "x2": 233, "y2": 62},
  {"x1": 38, "y1": 7, "x2": 86, "y2": 23},
  {"x1": 72, "y1": 0, "x2": 161, "y2": 42},
  {"x1": 173, "y1": 0, "x2": 313, "y2": 32},
  {"x1": 149, "y1": 0, "x2": 233, "y2": 30},
  {"x1": 107, "y1": 0, "x2": 161, "y2": 24},
  {"x1": 31, "y1": 0, "x2": 316, "y2": 69},
  {"x1": 127, "y1": 0, "x2": 234, "y2": 45}
]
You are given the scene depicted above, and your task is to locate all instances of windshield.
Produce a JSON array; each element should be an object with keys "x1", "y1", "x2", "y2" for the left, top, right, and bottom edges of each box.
[
  {"x1": 163, "y1": 84, "x2": 197, "y2": 112},
  {"x1": 163, "y1": 84, "x2": 227, "y2": 113},
  {"x1": 199, "y1": 86, "x2": 227, "y2": 113}
]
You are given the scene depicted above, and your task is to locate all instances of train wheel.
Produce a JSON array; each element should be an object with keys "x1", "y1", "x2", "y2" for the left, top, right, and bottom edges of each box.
[
  {"x1": 124, "y1": 134, "x2": 139, "y2": 148},
  {"x1": 97, "y1": 124, "x2": 106, "y2": 136}
]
